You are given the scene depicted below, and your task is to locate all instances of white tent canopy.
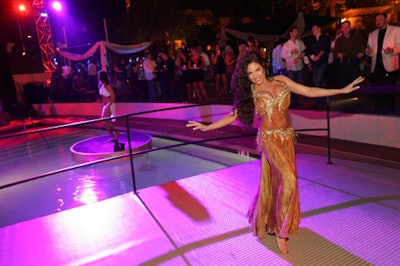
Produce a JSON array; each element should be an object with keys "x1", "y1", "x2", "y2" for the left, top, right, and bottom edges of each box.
[
  {"x1": 224, "y1": 12, "x2": 305, "y2": 43},
  {"x1": 222, "y1": 12, "x2": 339, "y2": 45},
  {"x1": 222, "y1": 13, "x2": 305, "y2": 44},
  {"x1": 57, "y1": 41, "x2": 152, "y2": 71}
]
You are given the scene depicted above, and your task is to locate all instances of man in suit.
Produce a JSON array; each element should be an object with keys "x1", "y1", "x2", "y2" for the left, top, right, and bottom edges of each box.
[
  {"x1": 366, "y1": 13, "x2": 400, "y2": 84},
  {"x1": 334, "y1": 20, "x2": 366, "y2": 87}
]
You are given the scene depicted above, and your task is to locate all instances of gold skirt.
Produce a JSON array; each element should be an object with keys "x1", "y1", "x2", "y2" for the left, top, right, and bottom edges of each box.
[{"x1": 247, "y1": 127, "x2": 300, "y2": 239}]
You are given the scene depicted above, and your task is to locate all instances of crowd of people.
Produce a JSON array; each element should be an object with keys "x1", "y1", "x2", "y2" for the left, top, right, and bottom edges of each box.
[
  {"x1": 272, "y1": 12, "x2": 400, "y2": 107},
  {"x1": 49, "y1": 12, "x2": 399, "y2": 110},
  {"x1": 47, "y1": 34, "x2": 274, "y2": 104}
]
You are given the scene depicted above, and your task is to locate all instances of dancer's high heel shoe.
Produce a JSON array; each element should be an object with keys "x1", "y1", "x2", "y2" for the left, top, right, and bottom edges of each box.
[
  {"x1": 118, "y1": 143, "x2": 125, "y2": 151},
  {"x1": 113, "y1": 141, "x2": 125, "y2": 152},
  {"x1": 276, "y1": 235, "x2": 289, "y2": 254}
]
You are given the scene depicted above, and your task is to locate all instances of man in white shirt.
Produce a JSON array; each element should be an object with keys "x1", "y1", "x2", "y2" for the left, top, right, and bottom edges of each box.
[
  {"x1": 143, "y1": 52, "x2": 158, "y2": 101},
  {"x1": 87, "y1": 59, "x2": 98, "y2": 91},
  {"x1": 281, "y1": 27, "x2": 309, "y2": 84}
]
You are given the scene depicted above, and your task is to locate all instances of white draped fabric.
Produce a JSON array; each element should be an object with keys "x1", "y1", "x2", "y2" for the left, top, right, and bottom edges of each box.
[
  {"x1": 57, "y1": 41, "x2": 152, "y2": 71},
  {"x1": 223, "y1": 27, "x2": 278, "y2": 43},
  {"x1": 222, "y1": 13, "x2": 305, "y2": 43}
]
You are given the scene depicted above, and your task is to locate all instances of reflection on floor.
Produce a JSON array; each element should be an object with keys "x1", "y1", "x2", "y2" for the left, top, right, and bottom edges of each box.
[
  {"x1": 1, "y1": 139, "x2": 399, "y2": 265},
  {"x1": 0, "y1": 128, "x2": 255, "y2": 228}
]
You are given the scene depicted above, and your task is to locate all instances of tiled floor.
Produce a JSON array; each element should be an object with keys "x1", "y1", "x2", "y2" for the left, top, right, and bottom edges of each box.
[{"x1": 0, "y1": 117, "x2": 399, "y2": 265}]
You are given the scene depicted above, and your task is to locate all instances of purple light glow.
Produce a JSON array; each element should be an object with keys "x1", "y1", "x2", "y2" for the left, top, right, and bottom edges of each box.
[{"x1": 51, "y1": 1, "x2": 62, "y2": 12}]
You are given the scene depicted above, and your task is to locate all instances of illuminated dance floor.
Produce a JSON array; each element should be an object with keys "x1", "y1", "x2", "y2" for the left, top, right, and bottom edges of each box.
[{"x1": 0, "y1": 124, "x2": 399, "y2": 265}]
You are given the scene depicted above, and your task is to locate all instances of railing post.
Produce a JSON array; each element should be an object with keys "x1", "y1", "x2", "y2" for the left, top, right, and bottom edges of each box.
[
  {"x1": 326, "y1": 97, "x2": 332, "y2": 164},
  {"x1": 125, "y1": 116, "x2": 137, "y2": 194}
]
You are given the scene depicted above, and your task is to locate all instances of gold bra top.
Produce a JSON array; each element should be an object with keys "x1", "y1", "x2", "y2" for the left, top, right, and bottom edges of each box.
[{"x1": 252, "y1": 79, "x2": 291, "y2": 122}]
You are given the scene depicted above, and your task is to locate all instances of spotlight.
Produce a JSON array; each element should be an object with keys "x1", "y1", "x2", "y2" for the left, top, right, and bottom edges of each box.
[
  {"x1": 51, "y1": 1, "x2": 62, "y2": 12},
  {"x1": 18, "y1": 4, "x2": 27, "y2": 12}
]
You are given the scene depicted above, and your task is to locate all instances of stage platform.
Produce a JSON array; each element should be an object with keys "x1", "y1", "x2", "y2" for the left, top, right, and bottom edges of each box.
[
  {"x1": 70, "y1": 132, "x2": 152, "y2": 163},
  {"x1": 1, "y1": 152, "x2": 399, "y2": 265}
]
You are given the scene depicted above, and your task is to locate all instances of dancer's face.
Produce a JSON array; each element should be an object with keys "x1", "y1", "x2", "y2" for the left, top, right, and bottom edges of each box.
[{"x1": 247, "y1": 62, "x2": 266, "y2": 85}]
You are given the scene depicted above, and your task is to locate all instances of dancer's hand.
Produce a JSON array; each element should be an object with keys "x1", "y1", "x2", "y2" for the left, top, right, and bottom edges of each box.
[
  {"x1": 186, "y1": 121, "x2": 208, "y2": 131},
  {"x1": 342, "y1": 76, "x2": 365, "y2": 94}
]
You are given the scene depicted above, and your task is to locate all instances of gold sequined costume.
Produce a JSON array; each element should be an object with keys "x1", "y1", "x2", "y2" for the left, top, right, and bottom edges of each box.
[{"x1": 247, "y1": 79, "x2": 300, "y2": 239}]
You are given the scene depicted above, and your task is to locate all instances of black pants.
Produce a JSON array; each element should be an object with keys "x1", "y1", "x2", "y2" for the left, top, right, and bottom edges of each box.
[
  {"x1": 371, "y1": 61, "x2": 399, "y2": 84},
  {"x1": 339, "y1": 62, "x2": 360, "y2": 87}
]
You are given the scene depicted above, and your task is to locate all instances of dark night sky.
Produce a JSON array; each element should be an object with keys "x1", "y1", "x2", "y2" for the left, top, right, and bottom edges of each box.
[
  {"x1": 0, "y1": 0, "x2": 125, "y2": 45},
  {"x1": 0, "y1": 0, "x2": 220, "y2": 73},
  {"x1": 0, "y1": 0, "x2": 220, "y2": 45},
  {"x1": 0, "y1": 0, "x2": 126, "y2": 73}
]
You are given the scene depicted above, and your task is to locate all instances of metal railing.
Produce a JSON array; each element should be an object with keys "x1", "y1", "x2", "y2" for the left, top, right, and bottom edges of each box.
[{"x1": 0, "y1": 104, "x2": 333, "y2": 193}]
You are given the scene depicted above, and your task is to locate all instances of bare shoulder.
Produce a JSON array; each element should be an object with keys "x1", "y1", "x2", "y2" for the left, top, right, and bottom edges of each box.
[
  {"x1": 271, "y1": 75, "x2": 291, "y2": 85},
  {"x1": 272, "y1": 75, "x2": 289, "y2": 82},
  {"x1": 272, "y1": 75, "x2": 304, "y2": 93}
]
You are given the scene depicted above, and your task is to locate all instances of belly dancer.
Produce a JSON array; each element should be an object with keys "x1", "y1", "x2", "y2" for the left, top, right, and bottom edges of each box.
[{"x1": 187, "y1": 52, "x2": 364, "y2": 254}]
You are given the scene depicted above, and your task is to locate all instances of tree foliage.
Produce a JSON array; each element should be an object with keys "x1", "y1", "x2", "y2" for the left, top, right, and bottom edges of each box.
[
  {"x1": 112, "y1": 0, "x2": 199, "y2": 52},
  {"x1": 297, "y1": 0, "x2": 395, "y2": 17}
]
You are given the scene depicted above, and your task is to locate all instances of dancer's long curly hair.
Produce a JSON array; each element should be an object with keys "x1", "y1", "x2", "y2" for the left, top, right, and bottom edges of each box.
[
  {"x1": 98, "y1": 70, "x2": 110, "y2": 85},
  {"x1": 230, "y1": 52, "x2": 271, "y2": 128}
]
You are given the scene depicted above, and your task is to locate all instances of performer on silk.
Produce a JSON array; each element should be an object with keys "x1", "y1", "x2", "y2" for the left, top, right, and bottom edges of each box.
[
  {"x1": 98, "y1": 70, "x2": 124, "y2": 152},
  {"x1": 186, "y1": 52, "x2": 364, "y2": 254}
]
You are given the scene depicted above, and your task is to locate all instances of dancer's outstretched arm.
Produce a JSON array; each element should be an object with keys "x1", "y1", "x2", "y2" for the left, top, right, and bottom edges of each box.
[
  {"x1": 275, "y1": 75, "x2": 364, "y2": 98},
  {"x1": 186, "y1": 110, "x2": 238, "y2": 131}
]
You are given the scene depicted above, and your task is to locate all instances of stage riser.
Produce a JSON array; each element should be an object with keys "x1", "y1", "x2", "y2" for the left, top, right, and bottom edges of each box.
[{"x1": 32, "y1": 103, "x2": 400, "y2": 149}]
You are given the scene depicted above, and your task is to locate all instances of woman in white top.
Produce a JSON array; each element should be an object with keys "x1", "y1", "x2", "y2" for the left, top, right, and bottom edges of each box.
[{"x1": 98, "y1": 70, "x2": 119, "y2": 142}]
